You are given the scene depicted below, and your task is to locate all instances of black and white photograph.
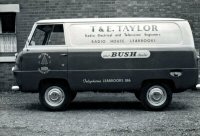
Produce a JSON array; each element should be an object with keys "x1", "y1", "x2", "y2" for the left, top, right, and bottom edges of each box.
[{"x1": 0, "y1": 0, "x2": 200, "y2": 135}]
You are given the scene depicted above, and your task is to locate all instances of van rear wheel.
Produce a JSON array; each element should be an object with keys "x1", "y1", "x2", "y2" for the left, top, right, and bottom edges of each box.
[
  {"x1": 140, "y1": 83, "x2": 172, "y2": 111},
  {"x1": 39, "y1": 83, "x2": 71, "y2": 111}
]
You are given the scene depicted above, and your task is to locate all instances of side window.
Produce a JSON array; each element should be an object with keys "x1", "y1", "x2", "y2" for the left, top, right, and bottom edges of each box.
[
  {"x1": 48, "y1": 25, "x2": 65, "y2": 45},
  {"x1": 29, "y1": 24, "x2": 65, "y2": 46}
]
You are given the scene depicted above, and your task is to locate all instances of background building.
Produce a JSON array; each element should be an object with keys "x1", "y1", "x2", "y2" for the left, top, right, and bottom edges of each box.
[{"x1": 0, "y1": 0, "x2": 199, "y2": 91}]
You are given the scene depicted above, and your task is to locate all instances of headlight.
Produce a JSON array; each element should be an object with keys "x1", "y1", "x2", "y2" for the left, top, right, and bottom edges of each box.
[
  {"x1": 15, "y1": 53, "x2": 18, "y2": 60},
  {"x1": 12, "y1": 66, "x2": 15, "y2": 72}
]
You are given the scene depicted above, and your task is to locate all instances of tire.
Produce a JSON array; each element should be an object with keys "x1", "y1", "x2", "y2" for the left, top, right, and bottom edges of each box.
[
  {"x1": 39, "y1": 83, "x2": 71, "y2": 111},
  {"x1": 140, "y1": 83, "x2": 172, "y2": 111},
  {"x1": 71, "y1": 91, "x2": 77, "y2": 101}
]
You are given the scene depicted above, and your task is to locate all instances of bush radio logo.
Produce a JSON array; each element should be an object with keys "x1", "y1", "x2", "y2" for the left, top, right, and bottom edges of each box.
[{"x1": 101, "y1": 50, "x2": 150, "y2": 59}]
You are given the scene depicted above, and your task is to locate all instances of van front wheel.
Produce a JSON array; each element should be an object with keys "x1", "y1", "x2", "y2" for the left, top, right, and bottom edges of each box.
[
  {"x1": 140, "y1": 83, "x2": 172, "y2": 111},
  {"x1": 39, "y1": 83, "x2": 71, "y2": 111}
]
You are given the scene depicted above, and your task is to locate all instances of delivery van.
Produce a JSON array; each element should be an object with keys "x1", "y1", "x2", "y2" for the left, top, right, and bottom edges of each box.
[{"x1": 12, "y1": 18, "x2": 199, "y2": 111}]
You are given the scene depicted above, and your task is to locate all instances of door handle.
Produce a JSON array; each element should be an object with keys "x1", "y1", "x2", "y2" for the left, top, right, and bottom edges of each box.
[{"x1": 60, "y1": 53, "x2": 68, "y2": 56}]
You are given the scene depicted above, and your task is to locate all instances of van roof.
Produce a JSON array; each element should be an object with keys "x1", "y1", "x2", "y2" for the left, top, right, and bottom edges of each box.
[{"x1": 36, "y1": 18, "x2": 186, "y2": 24}]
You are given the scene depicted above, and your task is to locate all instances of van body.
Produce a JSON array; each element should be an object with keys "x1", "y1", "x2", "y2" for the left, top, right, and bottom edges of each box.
[{"x1": 12, "y1": 18, "x2": 199, "y2": 111}]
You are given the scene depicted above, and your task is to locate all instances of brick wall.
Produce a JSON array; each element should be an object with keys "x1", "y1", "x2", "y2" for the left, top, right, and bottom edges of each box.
[
  {"x1": 0, "y1": 0, "x2": 200, "y2": 91},
  {"x1": 0, "y1": 63, "x2": 15, "y2": 91}
]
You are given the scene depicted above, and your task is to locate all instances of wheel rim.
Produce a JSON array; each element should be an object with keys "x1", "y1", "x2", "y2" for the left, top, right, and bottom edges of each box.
[
  {"x1": 44, "y1": 86, "x2": 65, "y2": 107},
  {"x1": 147, "y1": 85, "x2": 167, "y2": 107}
]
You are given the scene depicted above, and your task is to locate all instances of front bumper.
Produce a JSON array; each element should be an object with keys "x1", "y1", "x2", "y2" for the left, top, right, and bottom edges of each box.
[
  {"x1": 11, "y1": 86, "x2": 19, "y2": 91},
  {"x1": 196, "y1": 84, "x2": 200, "y2": 90}
]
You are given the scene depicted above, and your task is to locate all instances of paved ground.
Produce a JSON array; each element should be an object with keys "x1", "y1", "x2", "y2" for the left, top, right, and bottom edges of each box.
[{"x1": 0, "y1": 90, "x2": 200, "y2": 136}]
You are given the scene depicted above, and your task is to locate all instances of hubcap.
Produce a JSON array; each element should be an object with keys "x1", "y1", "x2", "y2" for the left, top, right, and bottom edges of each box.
[
  {"x1": 147, "y1": 85, "x2": 167, "y2": 106},
  {"x1": 45, "y1": 86, "x2": 65, "y2": 107}
]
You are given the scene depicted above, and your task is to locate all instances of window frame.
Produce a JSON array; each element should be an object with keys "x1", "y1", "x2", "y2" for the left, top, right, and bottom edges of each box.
[
  {"x1": 0, "y1": 4, "x2": 19, "y2": 62},
  {"x1": 0, "y1": 13, "x2": 17, "y2": 62},
  {"x1": 27, "y1": 23, "x2": 67, "y2": 48}
]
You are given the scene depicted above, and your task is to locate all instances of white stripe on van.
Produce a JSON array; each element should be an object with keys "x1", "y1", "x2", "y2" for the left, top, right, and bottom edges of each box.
[{"x1": 25, "y1": 45, "x2": 194, "y2": 53}]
